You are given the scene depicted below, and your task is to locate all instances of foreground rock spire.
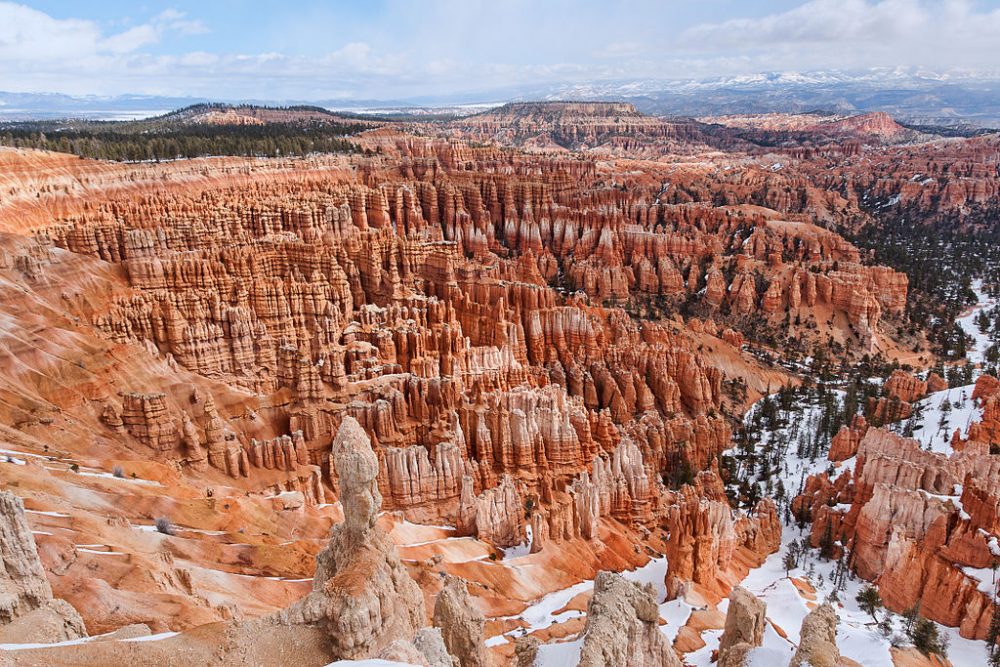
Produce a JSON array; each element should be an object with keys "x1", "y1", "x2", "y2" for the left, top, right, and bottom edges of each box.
[
  {"x1": 0, "y1": 491, "x2": 87, "y2": 644},
  {"x1": 433, "y1": 575, "x2": 490, "y2": 667},
  {"x1": 280, "y1": 416, "x2": 426, "y2": 659},
  {"x1": 717, "y1": 585, "x2": 766, "y2": 667},
  {"x1": 578, "y1": 571, "x2": 682, "y2": 667},
  {"x1": 790, "y1": 602, "x2": 843, "y2": 667}
]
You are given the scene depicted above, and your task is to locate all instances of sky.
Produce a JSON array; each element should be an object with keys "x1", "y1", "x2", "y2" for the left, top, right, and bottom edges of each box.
[{"x1": 1, "y1": 0, "x2": 1000, "y2": 100}]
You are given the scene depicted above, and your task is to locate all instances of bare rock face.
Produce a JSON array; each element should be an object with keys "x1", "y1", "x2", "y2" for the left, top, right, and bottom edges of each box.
[
  {"x1": 514, "y1": 635, "x2": 540, "y2": 667},
  {"x1": 968, "y1": 374, "x2": 1000, "y2": 448},
  {"x1": 795, "y1": 424, "x2": 1000, "y2": 639},
  {"x1": 377, "y1": 639, "x2": 429, "y2": 665},
  {"x1": 433, "y1": 575, "x2": 489, "y2": 667},
  {"x1": 663, "y1": 478, "x2": 736, "y2": 597},
  {"x1": 829, "y1": 415, "x2": 868, "y2": 462},
  {"x1": 279, "y1": 417, "x2": 425, "y2": 659},
  {"x1": 789, "y1": 602, "x2": 841, "y2": 667},
  {"x1": 413, "y1": 627, "x2": 459, "y2": 667},
  {"x1": 718, "y1": 586, "x2": 766, "y2": 662},
  {"x1": 379, "y1": 630, "x2": 456, "y2": 667},
  {"x1": 717, "y1": 643, "x2": 753, "y2": 667},
  {"x1": 883, "y1": 370, "x2": 928, "y2": 404},
  {"x1": 0, "y1": 119, "x2": 936, "y2": 654},
  {"x1": 0, "y1": 492, "x2": 51, "y2": 624},
  {"x1": 120, "y1": 392, "x2": 178, "y2": 452},
  {"x1": 578, "y1": 571, "x2": 681, "y2": 667},
  {"x1": 456, "y1": 474, "x2": 525, "y2": 549},
  {"x1": 663, "y1": 472, "x2": 780, "y2": 599},
  {"x1": 0, "y1": 491, "x2": 87, "y2": 644}
]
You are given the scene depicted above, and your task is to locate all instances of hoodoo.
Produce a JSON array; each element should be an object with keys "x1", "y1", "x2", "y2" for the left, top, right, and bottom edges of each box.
[{"x1": 2, "y1": 10, "x2": 1000, "y2": 664}]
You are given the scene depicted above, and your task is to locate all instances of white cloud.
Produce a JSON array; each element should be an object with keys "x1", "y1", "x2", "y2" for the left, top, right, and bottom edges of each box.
[
  {"x1": 152, "y1": 9, "x2": 208, "y2": 36},
  {"x1": 0, "y1": 1, "x2": 998, "y2": 100},
  {"x1": 0, "y1": 2, "x2": 205, "y2": 62},
  {"x1": 676, "y1": 0, "x2": 1000, "y2": 71},
  {"x1": 100, "y1": 25, "x2": 159, "y2": 54},
  {"x1": 0, "y1": 3, "x2": 103, "y2": 61},
  {"x1": 594, "y1": 41, "x2": 644, "y2": 59}
]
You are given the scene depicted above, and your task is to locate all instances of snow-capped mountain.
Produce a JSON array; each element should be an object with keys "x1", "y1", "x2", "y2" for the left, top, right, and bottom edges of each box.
[{"x1": 3, "y1": 68, "x2": 1000, "y2": 127}]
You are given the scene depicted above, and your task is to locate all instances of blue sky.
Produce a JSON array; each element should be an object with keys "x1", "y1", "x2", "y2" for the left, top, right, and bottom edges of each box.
[{"x1": 2, "y1": 1, "x2": 1000, "y2": 99}]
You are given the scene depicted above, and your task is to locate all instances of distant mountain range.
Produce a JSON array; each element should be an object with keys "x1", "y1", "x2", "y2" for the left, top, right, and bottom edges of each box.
[
  {"x1": 540, "y1": 69, "x2": 1000, "y2": 128},
  {"x1": 2, "y1": 68, "x2": 999, "y2": 127}
]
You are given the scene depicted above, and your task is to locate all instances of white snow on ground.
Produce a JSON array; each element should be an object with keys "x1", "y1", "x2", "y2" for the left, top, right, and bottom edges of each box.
[
  {"x1": 944, "y1": 624, "x2": 1000, "y2": 666},
  {"x1": 177, "y1": 527, "x2": 227, "y2": 536},
  {"x1": 956, "y1": 279, "x2": 996, "y2": 367},
  {"x1": 732, "y1": 528, "x2": 895, "y2": 667},
  {"x1": 0, "y1": 636, "x2": 103, "y2": 651},
  {"x1": 0, "y1": 630, "x2": 181, "y2": 652},
  {"x1": 897, "y1": 278, "x2": 998, "y2": 459},
  {"x1": 121, "y1": 632, "x2": 179, "y2": 643},
  {"x1": 658, "y1": 598, "x2": 692, "y2": 643},
  {"x1": 961, "y1": 565, "x2": 1000, "y2": 599},
  {"x1": 725, "y1": 390, "x2": 853, "y2": 505},
  {"x1": 0, "y1": 448, "x2": 52, "y2": 462},
  {"x1": 77, "y1": 470, "x2": 161, "y2": 486},
  {"x1": 325, "y1": 661, "x2": 417, "y2": 667},
  {"x1": 684, "y1": 628, "x2": 723, "y2": 666},
  {"x1": 398, "y1": 535, "x2": 471, "y2": 548},
  {"x1": 131, "y1": 523, "x2": 228, "y2": 537},
  {"x1": 622, "y1": 556, "x2": 669, "y2": 599},
  {"x1": 906, "y1": 384, "x2": 982, "y2": 453},
  {"x1": 535, "y1": 637, "x2": 583, "y2": 666},
  {"x1": 398, "y1": 519, "x2": 454, "y2": 532},
  {"x1": 133, "y1": 524, "x2": 162, "y2": 533},
  {"x1": 499, "y1": 579, "x2": 591, "y2": 635},
  {"x1": 500, "y1": 555, "x2": 672, "y2": 662},
  {"x1": 501, "y1": 524, "x2": 533, "y2": 559},
  {"x1": 745, "y1": 645, "x2": 795, "y2": 666}
]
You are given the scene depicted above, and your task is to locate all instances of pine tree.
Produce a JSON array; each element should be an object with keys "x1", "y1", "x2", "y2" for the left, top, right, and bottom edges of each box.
[
  {"x1": 856, "y1": 585, "x2": 883, "y2": 622},
  {"x1": 987, "y1": 589, "x2": 1000, "y2": 666},
  {"x1": 909, "y1": 617, "x2": 948, "y2": 657},
  {"x1": 819, "y1": 521, "x2": 836, "y2": 560},
  {"x1": 783, "y1": 550, "x2": 796, "y2": 578}
]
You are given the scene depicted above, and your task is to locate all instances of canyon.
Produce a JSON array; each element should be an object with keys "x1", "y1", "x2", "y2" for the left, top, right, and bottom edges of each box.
[{"x1": 0, "y1": 101, "x2": 996, "y2": 666}]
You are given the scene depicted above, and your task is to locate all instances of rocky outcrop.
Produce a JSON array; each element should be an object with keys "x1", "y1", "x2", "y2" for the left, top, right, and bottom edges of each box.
[
  {"x1": 279, "y1": 417, "x2": 425, "y2": 659},
  {"x1": 829, "y1": 416, "x2": 868, "y2": 461},
  {"x1": 578, "y1": 571, "x2": 681, "y2": 667},
  {"x1": 663, "y1": 484, "x2": 736, "y2": 597},
  {"x1": 663, "y1": 473, "x2": 780, "y2": 598},
  {"x1": 119, "y1": 392, "x2": 178, "y2": 451},
  {"x1": 414, "y1": 628, "x2": 458, "y2": 667},
  {"x1": 883, "y1": 370, "x2": 929, "y2": 404},
  {"x1": 0, "y1": 491, "x2": 87, "y2": 644},
  {"x1": 432, "y1": 576, "x2": 489, "y2": 667},
  {"x1": 866, "y1": 370, "x2": 935, "y2": 425},
  {"x1": 514, "y1": 635, "x2": 540, "y2": 667},
  {"x1": 457, "y1": 475, "x2": 525, "y2": 550},
  {"x1": 379, "y1": 628, "x2": 456, "y2": 667},
  {"x1": 967, "y1": 374, "x2": 1000, "y2": 448},
  {"x1": 789, "y1": 603, "x2": 842, "y2": 667},
  {"x1": 717, "y1": 586, "x2": 766, "y2": 666},
  {"x1": 0, "y1": 122, "x2": 912, "y2": 588},
  {"x1": 0, "y1": 109, "x2": 949, "y2": 660},
  {"x1": 793, "y1": 425, "x2": 1000, "y2": 640}
]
